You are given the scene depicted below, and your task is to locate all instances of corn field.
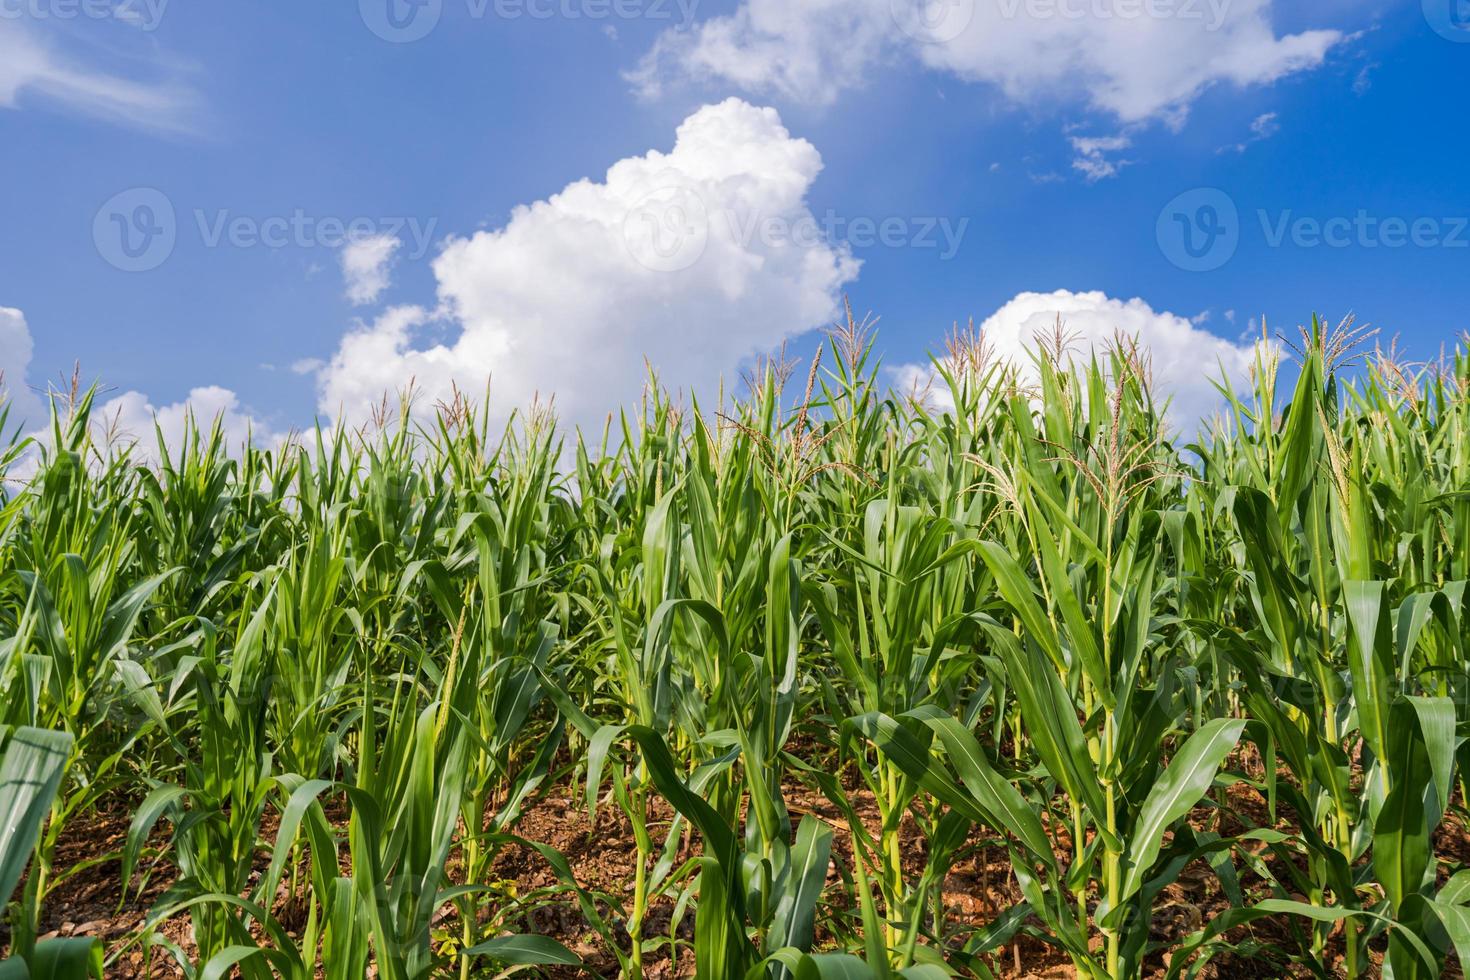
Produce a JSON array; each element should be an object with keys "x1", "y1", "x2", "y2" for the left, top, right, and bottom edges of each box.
[{"x1": 3, "y1": 313, "x2": 1470, "y2": 979}]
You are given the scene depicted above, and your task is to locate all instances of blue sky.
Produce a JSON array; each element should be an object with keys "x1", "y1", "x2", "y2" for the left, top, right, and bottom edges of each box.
[{"x1": 0, "y1": 0, "x2": 1466, "y2": 442}]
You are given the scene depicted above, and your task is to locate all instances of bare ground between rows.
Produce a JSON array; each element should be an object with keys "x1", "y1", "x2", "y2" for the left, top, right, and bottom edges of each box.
[{"x1": 15, "y1": 752, "x2": 1469, "y2": 979}]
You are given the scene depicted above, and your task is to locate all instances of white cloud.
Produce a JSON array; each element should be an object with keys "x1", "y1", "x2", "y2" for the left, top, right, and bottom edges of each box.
[
  {"x1": 315, "y1": 98, "x2": 860, "y2": 433},
  {"x1": 89, "y1": 386, "x2": 285, "y2": 464},
  {"x1": 1352, "y1": 63, "x2": 1375, "y2": 96},
  {"x1": 341, "y1": 234, "x2": 401, "y2": 307},
  {"x1": 889, "y1": 289, "x2": 1264, "y2": 431},
  {"x1": 0, "y1": 307, "x2": 44, "y2": 426},
  {"x1": 290, "y1": 358, "x2": 325, "y2": 376},
  {"x1": 0, "y1": 306, "x2": 281, "y2": 480},
  {"x1": 1219, "y1": 111, "x2": 1281, "y2": 154},
  {"x1": 923, "y1": 0, "x2": 1341, "y2": 126},
  {"x1": 1070, "y1": 134, "x2": 1132, "y2": 181},
  {"x1": 633, "y1": 0, "x2": 1344, "y2": 127},
  {"x1": 0, "y1": 20, "x2": 197, "y2": 131},
  {"x1": 629, "y1": 1, "x2": 897, "y2": 108}
]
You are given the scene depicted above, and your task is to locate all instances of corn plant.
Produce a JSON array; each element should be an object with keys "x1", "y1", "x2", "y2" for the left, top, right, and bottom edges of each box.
[
  {"x1": 4, "y1": 321, "x2": 1470, "y2": 978},
  {"x1": 0, "y1": 726, "x2": 102, "y2": 978}
]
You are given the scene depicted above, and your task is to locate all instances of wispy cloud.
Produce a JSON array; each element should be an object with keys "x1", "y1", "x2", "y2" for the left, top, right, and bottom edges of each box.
[
  {"x1": 0, "y1": 19, "x2": 199, "y2": 132},
  {"x1": 1353, "y1": 63, "x2": 1376, "y2": 95},
  {"x1": 1070, "y1": 134, "x2": 1132, "y2": 182},
  {"x1": 1219, "y1": 111, "x2": 1281, "y2": 154}
]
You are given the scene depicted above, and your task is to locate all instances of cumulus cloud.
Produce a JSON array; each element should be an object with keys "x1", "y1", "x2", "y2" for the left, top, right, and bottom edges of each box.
[
  {"x1": 341, "y1": 234, "x2": 401, "y2": 306},
  {"x1": 315, "y1": 98, "x2": 860, "y2": 433},
  {"x1": 632, "y1": 0, "x2": 1344, "y2": 127},
  {"x1": 629, "y1": 1, "x2": 898, "y2": 108},
  {"x1": 0, "y1": 307, "x2": 44, "y2": 426},
  {"x1": 0, "y1": 307, "x2": 281, "y2": 481},
  {"x1": 89, "y1": 386, "x2": 285, "y2": 464},
  {"x1": 889, "y1": 289, "x2": 1264, "y2": 431},
  {"x1": 0, "y1": 19, "x2": 197, "y2": 131}
]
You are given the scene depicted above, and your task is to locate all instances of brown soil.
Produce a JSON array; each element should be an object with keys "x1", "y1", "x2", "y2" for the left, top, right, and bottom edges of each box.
[{"x1": 14, "y1": 756, "x2": 1468, "y2": 979}]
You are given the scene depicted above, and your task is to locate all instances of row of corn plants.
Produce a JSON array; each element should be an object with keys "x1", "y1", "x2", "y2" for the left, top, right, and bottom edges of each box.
[{"x1": 2, "y1": 314, "x2": 1469, "y2": 978}]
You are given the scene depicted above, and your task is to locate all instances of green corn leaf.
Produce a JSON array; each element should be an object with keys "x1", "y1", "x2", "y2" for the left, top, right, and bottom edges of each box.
[
  {"x1": 1405, "y1": 695, "x2": 1455, "y2": 822},
  {"x1": 977, "y1": 621, "x2": 1114, "y2": 849},
  {"x1": 766, "y1": 815, "x2": 833, "y2": 954},
  {"x1": 461, "y1": 934, "x2": 581, "y2": 965},
  {"x1": 0, "y1": 727, "x2": 73, "y2": 905},
  {"x1": 24, "y1": 938, "x2": 103, "y2": 980},
  {"x1": 1116, "y1": 718, "x2": 1244, "y2": 907},
  {"x1": 1345, "y1": 580, "x2": 1395, "y2": 764},
  {"x1": 1429, "y1": 899, "x2": 1470, "y2": 974},
  {"x1": 910, "y1": 710, "x2": 1054, "y2": 871},
  {"x1": 585, "y1": 723, "x2": 627, "y2": 819},
  {"x1": 120, "y1": 783, "x2": 187, "y2": 893},
  {"x1": 848, "y1": 712, "x2": 988, "y2": 829},
  {"x1": 1374, "y1": 699, "x2": 1433, "y2": 916}
]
